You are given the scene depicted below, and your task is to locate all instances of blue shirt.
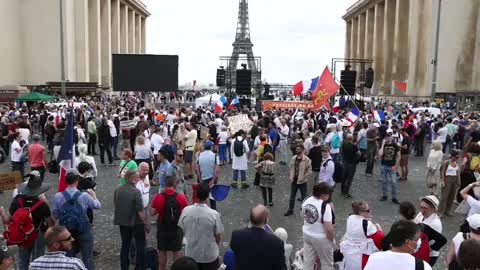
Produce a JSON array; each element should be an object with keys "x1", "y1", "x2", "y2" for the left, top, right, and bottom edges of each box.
[
  {"x1": 52, "y1": 187, "x2": 101, "y2": 220},
  {"x1": 268, "y1": 129, "x2": 280, "y2": 150},
  {"x1": 157, "y1": 160, "x2": 175, "y2": 192}
]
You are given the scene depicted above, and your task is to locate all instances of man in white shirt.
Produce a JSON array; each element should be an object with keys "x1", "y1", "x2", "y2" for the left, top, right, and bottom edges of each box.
[
  {"x1": 108, "y1": 118, "x2": 119, "y2": 160},
  {"x1": 364, "y1": 220, "x2": 432, "y2": 270},
  {"x1": 436, "y1": 122, "x2": 448, "y2": 149},
  {"x1": 150, "y1": 127, "x2": 164, "y2": 169},
  {"x1": 278, "y1": 119, "x2": 290, "y2": 165},
  {"x1": 10, "y1": 132, "x2": 25, "y2": 178}
]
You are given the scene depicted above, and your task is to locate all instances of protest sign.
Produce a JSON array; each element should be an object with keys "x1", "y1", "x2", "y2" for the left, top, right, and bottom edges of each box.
[
  {"x1": 120, "y1": 120, "x2": 138, "y2": 129},
  {"x1": 228, "y1": 114, "x2": 253, "y2": 134},
  {"x1": 0, "y1": 171, "x2": 22, "y2": 192}
]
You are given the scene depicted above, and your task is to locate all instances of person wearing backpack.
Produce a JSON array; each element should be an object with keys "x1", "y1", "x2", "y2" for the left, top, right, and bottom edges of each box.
[
  {"x1": 151, "y1": 176, "x2": 189, "y2": 270},
  {"x1": 0, "y1": 171, "x2": 54, "y2": 270},
  {"x1": 324, "y1": 126, "x2": 343, "y2": 162},
  {"x1": 231, "y1": 131, "x2": 250, "y2": 189},
  {"x1": 52, "y1": 171, "x2": 101, "y2": 270},
  {"x1": 301, "y1": 183, "x2": 335, "y2": 270},
  {"x1": 446, "y1": 214, "x2": 480, "y2": 269}
]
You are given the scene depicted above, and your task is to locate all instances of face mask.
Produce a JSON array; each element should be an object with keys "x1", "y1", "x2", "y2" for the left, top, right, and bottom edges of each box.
[{"x1": 411, "y1": 238, "x2": 421, "y2": 253}]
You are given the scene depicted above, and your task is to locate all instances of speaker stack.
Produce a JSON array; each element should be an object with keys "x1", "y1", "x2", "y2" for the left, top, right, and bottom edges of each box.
[
  {"x1": 236, "y1": 69, "x2": 252, "y2": 95},
  {"x1": 340, "y1": 69, "x2": 357, "y2": 96},
  {"x1": 216, "y1": 68, "x2": 226, "y2": 87},
  {"x1": 365, "y1": 67, "x2": 374, "y2": 88}
]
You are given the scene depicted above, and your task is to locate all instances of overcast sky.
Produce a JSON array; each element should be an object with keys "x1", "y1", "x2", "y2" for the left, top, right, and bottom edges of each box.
[{"x1": 144, "y1": 0, "x2": 356, "y2": 86}]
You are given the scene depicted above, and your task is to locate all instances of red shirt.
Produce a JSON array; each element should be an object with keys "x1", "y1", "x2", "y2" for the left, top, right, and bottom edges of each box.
[
  {"x1": 28, "y1": 143, "x2": 45, "y2": 168},
  {"x1": 151, "y1": 188, "x2": 188, "y2": 222}
]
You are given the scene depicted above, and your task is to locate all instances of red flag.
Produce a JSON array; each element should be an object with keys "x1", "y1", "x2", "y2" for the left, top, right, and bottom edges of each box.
[
  {"x1": 394, "y1": 80, "x2": 407, "y2": 92},
  {"x1": 311, "y1": 66, "x2": 339, "y2": 109}
]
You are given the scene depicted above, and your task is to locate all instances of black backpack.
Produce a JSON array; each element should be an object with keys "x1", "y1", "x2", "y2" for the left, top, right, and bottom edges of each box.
[
  {"x1": 160, "y1": 193, "x2": 181, "y2": 231},
  {"x1": 323, "y1": 159, "x2": 344, "y2": 183},
  {"x1": 233, "y1": 139, "x2": 245, "y2": 157},
  {"x1": 320, "y1": 200, "x2": 336, "y2": 225}
]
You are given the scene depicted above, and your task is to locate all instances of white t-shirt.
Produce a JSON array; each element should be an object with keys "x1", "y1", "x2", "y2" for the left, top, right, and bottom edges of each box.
[
  {"x1": 280, "y1": 125, "x2": 289, "y2": 140},
  {"x1": 18, "y1": 128, "x2": 30, "y2": 144},
  {"x1": 437, "y1": 127, "x2": 448, "y2": 143},
  {"x1": 302, "y1": 197, "x2": 332, "y2": 238},
  {"x1": 166, "y1": 114, "x2": 176, "y2": 126},
  {"x1": 135, "y1": 175, "x2": 150, "y2": 208},
  {"x1": 218, "y1": 131, "x2": 229, "y2": 145},
  {"x1": 150, "y1": 133, "x2": 164, "y2": 154},
  {"x1": 214, "y1": 118, "x2": 224, "y2": 134},
  {"x1": 108, "y1": 120, "x2": 117, "y2": 137},
  {"x1": 364, "y1": 251, "x2": 432, "y2": 270},
  {"x1": 10, "y1": 141, "x2": 22, "y2": 162},
  {"x1": 467, "y1": 195, "x2": 480, "y2": 216},
  {"x1": 345, "y1": 214, "x2": 377, "y2": 240},
  {"x1": 414, "y1": 213, "x2": 442, "y2": 257}
]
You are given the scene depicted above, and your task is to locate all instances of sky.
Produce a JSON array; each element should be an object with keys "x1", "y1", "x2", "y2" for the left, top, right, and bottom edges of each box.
[{"x1": 144, "y1": 0, "x2": 357, "y2": 86}]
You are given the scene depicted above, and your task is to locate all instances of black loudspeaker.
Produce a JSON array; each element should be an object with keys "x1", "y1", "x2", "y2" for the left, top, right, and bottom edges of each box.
[
  {"x1": 340, "y1": 70, "x2": 357, "y2": 95},
  {"x1": 239, "y1": 98, "x2": 251, "y2": 108},
  {"x1": 365, "y1": 68, "x2": 374, "y2": 88},
  {"x1": 216, "y1": 69, "x2": 226, "y2": 87},
  {"x1": 236, "y1": 69, "x2": 252, "y2": 95}
]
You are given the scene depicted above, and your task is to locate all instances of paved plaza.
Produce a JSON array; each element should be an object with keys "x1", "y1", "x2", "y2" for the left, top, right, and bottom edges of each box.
[{"x1": 0, "y1": 145, "x2": 462, "y2": 269}]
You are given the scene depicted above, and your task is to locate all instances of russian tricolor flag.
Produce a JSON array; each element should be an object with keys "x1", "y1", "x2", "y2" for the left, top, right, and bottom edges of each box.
[
  {"x1": 228, "y1": 96, "x2": 239, "y2": 110},
  {"x1": 293, "y1": 76, "x2": 319, "y2": 96},
  {"x1": 57, "y1": 110, "x2": 75, "y2": 192},
  {"x1": 372, "y1": 109, "x2": 385, "y2": 122},
  {"x1": 214, "y1": 95, "x2": 227, "y2": 113}
]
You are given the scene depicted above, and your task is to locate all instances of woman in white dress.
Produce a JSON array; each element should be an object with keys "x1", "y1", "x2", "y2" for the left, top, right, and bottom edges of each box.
[
  {"x1": 340, "y1": 201, "x2": 383, "y2": 270},
  {"x1": 426, "y1": 141, "x2": 443, "y2": 196}
]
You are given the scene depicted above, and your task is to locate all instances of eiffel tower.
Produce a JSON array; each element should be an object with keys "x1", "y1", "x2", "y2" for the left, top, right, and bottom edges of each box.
[{"x1": 229, "y1": 0, "x2": 258, "y2": 79}]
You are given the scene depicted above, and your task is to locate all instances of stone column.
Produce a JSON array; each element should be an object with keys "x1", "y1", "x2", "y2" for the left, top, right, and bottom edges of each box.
[
  {"x1": 345, "y1": 21, "x2": 352, "y2": 59},
  {"x1": 100, "y1": 0, "x2": 111, "y2": 87},
  {"x1": 373, "y1": 2, "x2": 385, "y2": 95},
  {"x1": 128, "y1": 9, "x2": 135, "y2": 53},
  {"x1": 364, "y1": 8, "x2": 374, "y2": 60},
  {"x1": 111, "y1": 0, "x2": 120, "y2": 54},
  {"x1": 88, "y1": 0, "x2": 101, "y2": 84},
  {"x1": 141, "y1": 17, "x2": 146, "y2": 53},
  {"x1": 74, "y1": 0, "x2": 89, "y2": 82},
  {"x1": 383, "y1": 0, "x2": 396, "y2": 95},
  {"x1": 392, "y1": 0, "x2": 410, "y2": 95},
  {"x1": 356, "y1": 14, "x2": 365, "y2": 60},
  {"x1": 136, "y1": 14, "x2": 141, "y2": 53},
  {"x1": 120, "y1": 4, "x2": 128, "y2": 53},
  {"x1": 350, "y1": 18, "x2": 358, "y2": 62}
]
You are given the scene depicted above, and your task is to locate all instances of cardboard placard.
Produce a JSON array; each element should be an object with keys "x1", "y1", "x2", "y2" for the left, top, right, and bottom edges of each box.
[
  {"x1": 0, "y1": 171, "x2": 23, "y2": 192},
  {"x1": 120, "y1": 120, "x2": 138, "y2": 129},
  {"x1": 200, "y1": 126, "x2": 210, "y2": 140},
  {"x1": 228, "y1": 114, "x2": 253, "y2": 134}
]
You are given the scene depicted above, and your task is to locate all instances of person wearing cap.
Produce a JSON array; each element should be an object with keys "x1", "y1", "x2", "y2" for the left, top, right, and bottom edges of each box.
[
  {"x1": 0, "y1": 239, "x2": 17, "y2": 270},
  {"x1": 365, "y1": 123, "x2": 378, "y2": 176},
  {"x1": 52, "y1": 171, "x2": 101, "y2": 270},
  {"x1": 378, "y1": 132, "x2": 401, "y2": 204},
  {"x1": 29, "y1": 225, "x2": 86, "y2": 270},
  {"x1": 178, "y1": 182, "x2": 224, "y2": 270},
  {"x1": 446, "y1": 214, "x2": 480, "y2": 267},
  {"x1": 28, "y1": 134, "x2": 48, "y2": 182},
  {"x1": 195, "y1": 140, "x2": 220, "y2": 210},
  {"x1": 0, "y1": 171, "x2": 54, "y2": 270},
  {"x1": 414, "y1": 195, "x2": 443, "y2": 266}
]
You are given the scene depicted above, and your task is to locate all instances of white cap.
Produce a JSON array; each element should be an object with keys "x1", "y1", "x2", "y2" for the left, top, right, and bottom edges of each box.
[
  {"x1": 467, "y1": 214, "x2": 480, "y2": 230},
  {"x1": 373, "y1": 123, "x2": 380, "y2": 128},
  {"x1": 420, "y1": 195, "x2": 439, "y2": 210}
]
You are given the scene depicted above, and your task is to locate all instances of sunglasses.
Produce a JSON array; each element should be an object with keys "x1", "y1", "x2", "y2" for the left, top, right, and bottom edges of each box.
[
  {"x1": 58, "y1": 235, "x2": 74, "y2": 242},
  {"x1": 177, "y1": 154, "x2": 184, "y2": 157}
]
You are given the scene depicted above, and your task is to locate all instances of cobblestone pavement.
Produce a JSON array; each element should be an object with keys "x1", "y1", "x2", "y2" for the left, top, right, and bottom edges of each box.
[{"x1": 0, "y1": 145, "x2": 462, "y2": 269}]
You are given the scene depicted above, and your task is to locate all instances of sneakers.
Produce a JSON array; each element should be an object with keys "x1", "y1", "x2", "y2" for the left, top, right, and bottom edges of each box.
[
  {"x1": 241, "y1": 183, "x2": 250, "y2": 189},
  {"x1": 269, "y1": 202, "x2": 274, "y2": 207},
  {"x1": 344, "y1": 194, "x2": 352, "y2": 199},
  {"x1": 379, "y1": 196, "x2": 387, "y2": 201},
  {"x1": 392, "y1": 198, "x2": 400, "y2": 204},
  {"x1": 93, "y1": 250, "x2": 102, "y2": 258},
  {"x1": 231, "y1": 182, "x2": 238, "y2": 188},
  {"x1": 284, "y1": 210, "x2": 293, "y2": 216}
]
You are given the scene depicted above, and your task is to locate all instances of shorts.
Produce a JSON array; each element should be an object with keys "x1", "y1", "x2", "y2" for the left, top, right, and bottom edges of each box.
[
  {"x1": 157, "y1": 227, "x2": 183, "y2": 252},
  {"x1": 400, "y1": 154, "x2": 409, "y2": 166},
  {"x1": 184, "y1": 150, "x2": 193, "y2": 163}
]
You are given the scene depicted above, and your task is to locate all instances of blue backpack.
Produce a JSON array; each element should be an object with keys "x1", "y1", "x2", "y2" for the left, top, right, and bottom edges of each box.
[
  {"x1": 331, "y1": 132, "x2": 342, "y2": 149},
  {"x1": 59, "y1": 191, "x2": 89, "y2": 233}
]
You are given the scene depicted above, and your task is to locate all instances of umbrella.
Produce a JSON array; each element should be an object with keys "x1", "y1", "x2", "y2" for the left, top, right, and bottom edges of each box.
[{"x1": 16, "y1": 92, "x2": 57, "y2": 102}]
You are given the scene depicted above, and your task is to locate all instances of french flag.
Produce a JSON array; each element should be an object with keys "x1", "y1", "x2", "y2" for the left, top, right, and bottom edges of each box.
[
  {"x1": 57, "y1": 110, "x2": 75, "y2": 192},
  {"x1": 332, "y1": 96, "x2": 348, "y2": 113},
  {"x1": 214, "y1": 96, "x2": 228, "y2": 113},
  {"x1": 293, "y1": 76, "x2": 319, "y2": 96},
  {"x1": 228, "y1": 96, "x2": 239, "y2": 110},
  {"x1": 347, "y1": 107, "x2": 360, "y2": 124},
  {"x1": 372, "y1": 109, "x2": 385, "y2": 122}
]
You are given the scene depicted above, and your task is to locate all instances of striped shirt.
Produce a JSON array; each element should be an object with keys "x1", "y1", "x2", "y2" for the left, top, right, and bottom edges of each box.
[{"x1": 29, "y1": 251, "x2": 86, "y2": 270}]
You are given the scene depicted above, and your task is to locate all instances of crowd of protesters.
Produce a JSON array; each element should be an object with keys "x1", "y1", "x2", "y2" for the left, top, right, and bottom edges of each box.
[{"x1": 0, "y1": 92, "x2": 479, "y2": 270}]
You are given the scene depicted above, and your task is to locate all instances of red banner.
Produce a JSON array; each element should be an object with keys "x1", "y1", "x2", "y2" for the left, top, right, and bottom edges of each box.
[{"x1": 261, "y1": 101, "x2": 324, "y2": 111}]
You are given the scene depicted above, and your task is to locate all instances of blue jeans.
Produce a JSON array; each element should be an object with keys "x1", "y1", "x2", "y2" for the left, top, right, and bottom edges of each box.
[
  {"x1": 17, "y1": 233, "x2": 45, "y2": 270},
  {"x1": 67, "y1": 229, "x2": 94, "y2": 270},
  {"x1": 219, "y1": 144, "x2": 227, "y2": 162},
  {"x1": 381, "y1": 165, "x2": 398, "y2": 200},
  {"x1": 233, "y1": 170, "x2": 246, "y2": 182},
  {"x1": 331, "y1": 153, "x2": 340, "y2": 163},
  {"x1": 112, "y1": 136, "x2": 119, "y2": 158}
]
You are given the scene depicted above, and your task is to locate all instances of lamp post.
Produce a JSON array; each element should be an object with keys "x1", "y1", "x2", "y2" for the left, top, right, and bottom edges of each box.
[
  {"x1": 59, "y1": 0, "x2": 66, "y2": 97},
  {"x1": 431, "y1": 0, "x2": 442, "y2": 102}
]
